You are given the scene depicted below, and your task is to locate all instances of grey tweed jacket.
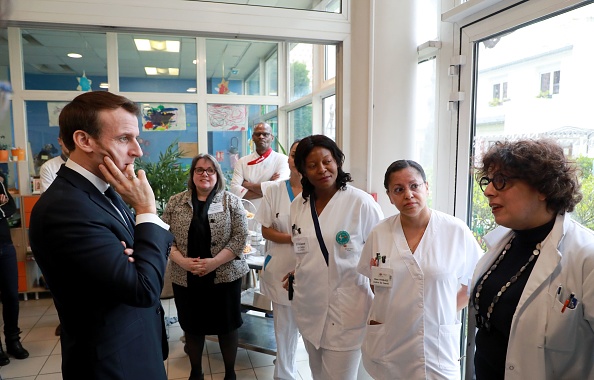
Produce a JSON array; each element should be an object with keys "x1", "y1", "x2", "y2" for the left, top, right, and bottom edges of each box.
[{"x1": 162, "y1": 189, "x2": 249, "y2": 285}]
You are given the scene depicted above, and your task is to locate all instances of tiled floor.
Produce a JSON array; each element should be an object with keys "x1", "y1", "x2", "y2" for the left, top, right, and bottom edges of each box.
[{"x1": 0, "y1": 294, "x2": 373, "y2": 379}]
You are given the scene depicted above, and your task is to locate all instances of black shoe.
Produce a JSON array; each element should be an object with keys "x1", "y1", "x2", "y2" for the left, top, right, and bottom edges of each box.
[
  {"x1": 0, "y1": 346, "x2": 9, "y2": 366},
  {"x1": 55, "y1": 324, "x2": 62, "y2": 336},
  {"x1": 6, "y1": 341, "x2": 29, "y2": 360}
]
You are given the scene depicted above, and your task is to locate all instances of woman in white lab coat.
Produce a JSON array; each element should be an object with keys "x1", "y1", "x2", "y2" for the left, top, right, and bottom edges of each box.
[
  {"x1": 471, "y1": 138, "x2": 594, "y2": 379},
  {"x1": 255, "y1": 140, "x2": 301, "y2": 380},
  {"x1": 357, "y1": 160, "x2": 482, "y2": 380},
  {"x1": 290, "y1": 135, "x2": 383, "y2": 380}
]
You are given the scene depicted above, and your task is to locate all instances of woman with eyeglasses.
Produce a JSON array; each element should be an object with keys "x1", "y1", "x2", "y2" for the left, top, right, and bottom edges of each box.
[
  {"x1": 356, "y1": 159, "x2": 482, "y2": 379},
  {"x1": 290, "y1": 135, "x2": 384, "y2": 380},
  {"x1": 471, "y1": 139, "x2": 594, "y2": 379},
  {"x1": 162, "y1": 153, "x2": 249, "y2": 380}
]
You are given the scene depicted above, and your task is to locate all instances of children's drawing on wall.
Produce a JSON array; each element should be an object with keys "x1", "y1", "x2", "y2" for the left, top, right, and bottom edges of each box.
[
  {"x1": 142, "y1": 104, "x2": 186, "y2": 131},
  {"x1": 47, "y1": 102, "x2": 70, "y2": 127},
  {"x1": 207, "y1": 104, "x2": 248, "y2": 131}
]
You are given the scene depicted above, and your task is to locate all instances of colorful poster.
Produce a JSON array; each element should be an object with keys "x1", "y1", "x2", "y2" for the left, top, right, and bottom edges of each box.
[
  {"x1": 142, "y1": 104, "x2": 186, "y2": 131},
  {"x1": 207, "y1": 104, "x2": 248, "y2": 131}
]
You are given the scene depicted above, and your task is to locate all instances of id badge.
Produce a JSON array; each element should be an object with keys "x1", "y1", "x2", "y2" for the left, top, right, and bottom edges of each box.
[
  {"x1": 371, "y1": 266, "x2": 394, "y2": 288},
  {"x1": 293, "y1": 236, "x2": 309, "y2": 255},
  {"x1": 208, "y1": 202, "x2": 224, "y2": 214}
]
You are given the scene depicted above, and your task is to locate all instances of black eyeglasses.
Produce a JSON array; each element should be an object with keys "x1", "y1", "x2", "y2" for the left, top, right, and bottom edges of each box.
[
  {"x1": 478, "y1": 173, "x2": 511, "y2": 192},
  {"x1": 253, "y1": 132, "x2": 271, "y2": 138},
  {"x1": 193, "y1": 167, "x2": 216, "y2": 176}
]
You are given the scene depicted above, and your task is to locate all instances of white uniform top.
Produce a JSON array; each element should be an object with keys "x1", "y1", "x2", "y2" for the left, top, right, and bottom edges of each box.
[
  {"x1": 471, "y1": 213, "x2": 594, "y2": 380},
  {"x1": 357, "y1": 210, "x2": 482, "y2": 380},
  {"x1": 230, "y1": 150, "x2": 290, "y2": 210},
  {"x1": 255, "y1": 180, "x2": 296, "y2": 306},
  {"x1": 39, "y1": 155, "x2": 66, "y2": 192},
  {"x1": 290, "y1": 185, "x2": 383, "y2": 350}
]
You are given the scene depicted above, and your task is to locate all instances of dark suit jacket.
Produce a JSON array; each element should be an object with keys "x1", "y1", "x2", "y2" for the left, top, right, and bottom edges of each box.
[{"x1": 30, "y1": 165, "x2": 173, "y2": 380}]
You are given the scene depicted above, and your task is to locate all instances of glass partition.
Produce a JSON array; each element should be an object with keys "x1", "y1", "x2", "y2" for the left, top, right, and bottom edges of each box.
[
  {"x1": 22, "y1": 29, "x2": 107, "y2": 91},
  {"x1": 118, "y1": 33, "x2": 197, "y2": 93},
  {"x1": 207, "y1": 103, "x2": 278, "y2": 183},
  {"x1": 206, "y1": 39, "x2": 278, "y2": 95}
]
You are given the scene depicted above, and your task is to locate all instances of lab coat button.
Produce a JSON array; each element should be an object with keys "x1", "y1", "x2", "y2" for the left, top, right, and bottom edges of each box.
[
  {"x1": 417, "y1": 275, "x2": 422, "y2": 279},
  {"x1": 508, "y1": 365, "x2": 514, "y2": 371},
  {"x1": 418, "y1": 303, "x2": 423, "y2": 308}
]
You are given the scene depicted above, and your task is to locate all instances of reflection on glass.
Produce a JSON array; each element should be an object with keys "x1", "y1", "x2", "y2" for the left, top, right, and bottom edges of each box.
[
  {"x1": 289, "y1": 43, "x2": 313, "y2": 102},
  {"x1": 323, "y1": 95, "x2": 336, "y2": 140},
  {"x1": 21, "y1": 29, "x2": 107, "y2": 91},
  {"x1": 207, "y1": 104, "x2": 278, "y2": 184},
  {"x1": 118, "y1": 33, "x2": 196, "y2": 93},
  {"x1": 190, "y1": 0, "x2": 341, "y2": 13},
  {"x1": 206, "y1": 39, "x2": 277, "y2": 95},
  {"x1": 471, "y1": 3, "x2": 594, "y2": 243},
  {"x1": 289, "y1": 104, "x2": 312, "y2": 141}
]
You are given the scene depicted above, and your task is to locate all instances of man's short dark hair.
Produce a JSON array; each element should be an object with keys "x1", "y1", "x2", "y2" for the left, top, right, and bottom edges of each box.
[{"x1": 59, "y1": 92, "x2": 139, "y2": 151}]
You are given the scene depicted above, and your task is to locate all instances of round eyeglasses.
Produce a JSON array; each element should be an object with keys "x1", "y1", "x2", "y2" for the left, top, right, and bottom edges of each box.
[
  {"x1": 193, "y1": 167, "x2": 215, "y2": 176},
  {"x1": 478, "y1": 173, "x2": 511, "y2": 192}
]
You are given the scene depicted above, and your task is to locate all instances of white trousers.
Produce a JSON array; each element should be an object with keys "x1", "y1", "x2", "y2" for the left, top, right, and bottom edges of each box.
[
  {"x1": 272, "y1": 302, "x2": 300, "y2": 380},
  {"x1": 303, "y1": 338, "x2": 362, "y2": 380}
]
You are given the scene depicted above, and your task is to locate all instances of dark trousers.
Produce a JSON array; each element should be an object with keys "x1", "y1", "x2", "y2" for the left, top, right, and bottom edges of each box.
[{"x1": 0, "y1": 243, "x2": 19, "y2": 339}]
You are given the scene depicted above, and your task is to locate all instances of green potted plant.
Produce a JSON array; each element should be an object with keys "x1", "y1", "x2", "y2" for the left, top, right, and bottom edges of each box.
[{"x1": 135, "y1": 140, "x2": 190, "y2": 216}]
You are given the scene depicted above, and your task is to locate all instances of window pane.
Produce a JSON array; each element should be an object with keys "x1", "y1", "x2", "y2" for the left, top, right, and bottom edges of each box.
[
  {"x1": 206, "y1": 39, "x2": 277, "y2": 95},
  {"x1": 1, "y1": 30, "x2": 14, "y2": 188},
  {"x1": 118, "y1": 34, "x2": 196, "y2": 93},
  {"x1": 207, "y1": 103, "x2": 278, "y2": 185},
  {"x1": 266, "y1": 51, "x2": 278, "y2": 96},
  {"x1": 289, "y1": 43, "x2": 313, "y2": 101},
  {"x1": 323, "y1": 95, "x2": 336, "y2": 140},
  {"x1": 288, "y1": 104, "x2": 312, "y2": 141},
  {"x1": 26, "y1": 101, "x2": 70, "y2": 177},
  {"x1": 325, "y1": 45, "x2": 336, "y2": 81},
  {"x1": 471, "y1": 3, "x2": 594, "y2": 243},
  {"x1": 22, "y1": 29, "x2": 107, "y2": 91}
]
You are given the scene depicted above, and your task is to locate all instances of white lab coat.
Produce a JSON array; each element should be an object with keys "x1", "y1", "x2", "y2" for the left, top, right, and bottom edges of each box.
[
  {"x1": 255, "y1": 180, "x2": 296, "y2": 305},
  {"x1": 471, "y1": 213, "x2": 594, "y2": 379},
  {"x1": 230, "y1": 150, "x2": 289, "y2": 210},
  {"x1": 357, "y1": 210, "x2": 482, "y2": 380},
  {"x1": 290, "y1": 185, "x2": 384, "y2": 351}
]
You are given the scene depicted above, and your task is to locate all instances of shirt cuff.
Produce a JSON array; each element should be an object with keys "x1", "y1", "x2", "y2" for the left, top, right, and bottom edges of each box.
[{"x1": 136, "y1": 213, "x2": 170, "y2": 230}]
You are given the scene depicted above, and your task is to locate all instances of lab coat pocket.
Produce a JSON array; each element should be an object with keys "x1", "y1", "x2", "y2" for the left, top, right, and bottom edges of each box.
[
  {"x1": 545, "y1": 293, "x2": 579, "y2": 352},
  {"x1": 362, "y1": 323, "x2": 387, "y2": 363},
  {"x1": 437, "y1": 323, "x2": 461, "y2": 369},
  {"x1": 338, "y1": 285, "x2": 371, "y2": 330}
]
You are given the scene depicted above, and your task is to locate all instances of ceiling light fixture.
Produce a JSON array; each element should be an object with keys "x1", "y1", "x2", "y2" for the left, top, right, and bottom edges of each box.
[
  {"x1": 99, "y1": 82, "x2": 109, "y2": 89},
  {"x1": 67, "y1": 53, "x2": 82, "y2": 58},
  {"x1": 187, "y1": 87, "x2": 197, "y2": 93},
  {"x1": 134, "y1": 38, "x2": 180, "y2": 52},
  {"x1": 144, "y1": 67, "x2": 179, "y2": 76}
]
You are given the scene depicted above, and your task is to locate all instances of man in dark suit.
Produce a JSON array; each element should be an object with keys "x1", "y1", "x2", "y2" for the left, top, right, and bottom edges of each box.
[{"x1": 29, "y1": 91, "x2": 174, "y2": 380}]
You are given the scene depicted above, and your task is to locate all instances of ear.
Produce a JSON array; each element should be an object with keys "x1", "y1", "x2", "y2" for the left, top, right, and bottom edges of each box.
[{"x1": 72, "y1": 130, "x2": 94, "y2": 153}]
